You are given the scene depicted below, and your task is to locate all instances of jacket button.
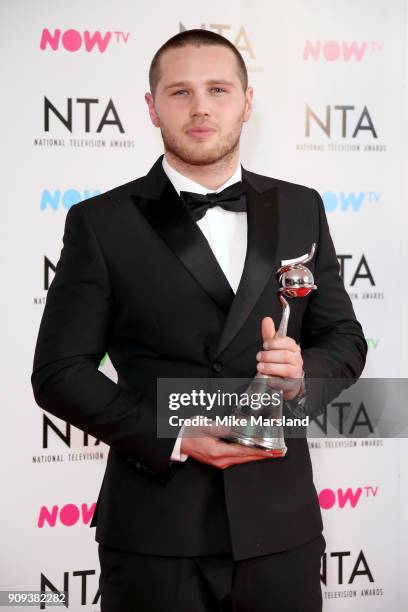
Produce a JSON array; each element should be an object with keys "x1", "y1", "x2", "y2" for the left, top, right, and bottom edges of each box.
[
  {"x1": 212, "y1": 361, "x2": 223, "y2": 373},
  {"x1": 135, "y1": 461, "x2": 141, "y2": 469}
]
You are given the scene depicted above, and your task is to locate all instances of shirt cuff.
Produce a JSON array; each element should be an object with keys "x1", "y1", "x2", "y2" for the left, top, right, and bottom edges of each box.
[{"x1": 170, "y1": 424, "x2": 189, "y2": 462}]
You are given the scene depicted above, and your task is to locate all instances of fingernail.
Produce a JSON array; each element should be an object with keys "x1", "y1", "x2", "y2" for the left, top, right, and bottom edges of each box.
[
  {"x1": 257, "y1": 363, "x2": 264, "y2": 372},
  {"x1": 263, "y1": 342, "x2": 268, "y2": 350},
  {"x1": 256, "y1": 352, "x2": 261, "y2": 361}
]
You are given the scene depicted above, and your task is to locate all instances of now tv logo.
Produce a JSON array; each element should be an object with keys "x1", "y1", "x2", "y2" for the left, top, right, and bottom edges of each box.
[
  {"x1": 40, "y1": 189, "x2": 101, "y2": 211},
  {"x1": 322, "y1": 191, "x2": 381, "y2": 213},
  {"x1": 38, "y1": 502, "x2": 96, "y2": 527},
  {"x1": 319, "y1": 486, "x2": 378, "y2": 510},
  {"x1": 303, "y1": 40, "x2": 383, "y2": 62},
  {"x1": 40, "y1": 28, "x2": 130, "y2": 53}
]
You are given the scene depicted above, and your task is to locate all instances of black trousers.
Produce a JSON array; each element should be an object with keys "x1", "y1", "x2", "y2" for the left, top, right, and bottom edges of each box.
[{"x1": 98, "y1": 533, "x2": 325, "y2": 612}]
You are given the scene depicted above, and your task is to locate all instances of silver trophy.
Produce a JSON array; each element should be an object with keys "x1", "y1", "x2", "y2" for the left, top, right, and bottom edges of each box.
[{"x1": 223, "y1": 244, "x2": 317, "y2": 455}]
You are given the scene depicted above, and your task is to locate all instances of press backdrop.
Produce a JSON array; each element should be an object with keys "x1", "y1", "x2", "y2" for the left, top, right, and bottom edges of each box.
[{"x1": 1, "y1": 1, "x2": 407, "y2": 610}]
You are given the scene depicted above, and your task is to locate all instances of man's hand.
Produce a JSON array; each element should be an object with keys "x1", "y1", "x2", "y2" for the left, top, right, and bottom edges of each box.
[
  {"x1": 256, "y1": 316, "x2": 303, "y2": 400},
  {"x1": 180, "y1": 424, "x2": 274, "y2": 469}
]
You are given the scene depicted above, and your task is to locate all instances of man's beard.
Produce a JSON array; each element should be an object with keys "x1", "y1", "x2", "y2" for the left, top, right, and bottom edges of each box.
[{"x1": 159, "y1": 121, "x2": 243, "y2": 166}]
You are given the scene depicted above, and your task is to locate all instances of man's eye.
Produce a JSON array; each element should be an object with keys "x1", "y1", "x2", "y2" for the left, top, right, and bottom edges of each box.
[
  {"x1": 173, "y1": 90, "x2": 188, "y2": 96},
  {"x1": 210, "y1": 87, "x2": 226, "y2": 94}
]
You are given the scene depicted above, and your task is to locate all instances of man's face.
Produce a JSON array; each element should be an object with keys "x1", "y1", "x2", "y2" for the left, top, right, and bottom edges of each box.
[{"x1": 146, "y1": 45, "x2": 253, "y2": 166}]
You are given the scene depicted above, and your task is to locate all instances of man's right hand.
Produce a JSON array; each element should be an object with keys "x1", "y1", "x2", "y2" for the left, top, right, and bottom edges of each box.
[{"x1": 180, "y1": 425, "x2": 275, "y2": 469}]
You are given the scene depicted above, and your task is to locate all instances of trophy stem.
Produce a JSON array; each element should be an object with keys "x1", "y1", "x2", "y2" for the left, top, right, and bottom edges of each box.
[{"x1": 277, "y1": 295, "x2": 290, "y2": 338}]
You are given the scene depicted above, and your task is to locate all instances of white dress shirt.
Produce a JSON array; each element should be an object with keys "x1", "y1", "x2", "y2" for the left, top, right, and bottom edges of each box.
[{"x1": 162, "y1": 155, "x2": 248, "y2": 460}]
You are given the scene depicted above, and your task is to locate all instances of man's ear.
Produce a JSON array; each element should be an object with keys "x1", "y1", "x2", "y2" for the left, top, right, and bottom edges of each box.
[
  {"x1": 242, "y1": 86, "x2": 253, "y2": 123},
  {"x1": 145, "y1": 92, "x2": 160, "y2": 128}
]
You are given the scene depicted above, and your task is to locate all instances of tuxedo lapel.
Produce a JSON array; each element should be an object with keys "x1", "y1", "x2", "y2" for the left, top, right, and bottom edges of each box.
[
  {"x1": 133, "y1": 157, "x2": 234, "y2": 313},
  {"x1": 214, "y1": 169, "x2": 281, "y2": 358},
  {"x1": 133, "y1": 157, "x2": 283, "y2": 353}
]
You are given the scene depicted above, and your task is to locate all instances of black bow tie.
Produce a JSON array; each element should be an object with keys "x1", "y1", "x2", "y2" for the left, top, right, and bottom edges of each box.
[{"x1": 180, "y1": 181, "x2": 246, "y2": 222}]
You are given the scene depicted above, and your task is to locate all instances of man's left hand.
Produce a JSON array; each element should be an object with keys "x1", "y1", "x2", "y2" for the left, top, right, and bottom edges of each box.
[{"x1": 256, "y1": 317, "x2": 303, "y2": 400}]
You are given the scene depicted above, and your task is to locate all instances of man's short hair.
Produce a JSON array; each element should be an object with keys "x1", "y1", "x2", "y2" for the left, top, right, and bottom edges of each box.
[{"x1": 149, "y1": 29, "x2": 248, "y2": 96}]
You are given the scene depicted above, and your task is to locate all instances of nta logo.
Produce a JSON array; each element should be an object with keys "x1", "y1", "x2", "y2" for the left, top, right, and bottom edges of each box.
[
  {"x1": 44, "y1": 256, "x2": 55, "y2": 291},
  {"x1": 337, "y1": 254, "x2": 375, "y2": 286},
  {"x1": 40, "y1": 28, "x2": 130, "y2": 52},
  {"x1": 42, "y1": 413, "x2": 101, "y2": 448},
  {"x1": 305, "y1": 105, "x2": 377, "y2": 138},
  {"x1": 179, "y1": 22, "x2": 255, "y2": 59},
  {"x1": 40, "y1": 569, "x2": 99, "y2": 610},
  {"x1": 311, "y1": 400, "x2": 374, "y2": 435},
  {"x1": 321, "y1": 550, "x2": 374, "y2": 585},
  {"x1": 319, "y1": 486, "x2": 378, "y2": 509},
  {"x1": 43, "y1": 97, "x2": 124, "y2": 133},
  {"x1": 303, "y1": 40, "x2": 383, "y2": 62}
]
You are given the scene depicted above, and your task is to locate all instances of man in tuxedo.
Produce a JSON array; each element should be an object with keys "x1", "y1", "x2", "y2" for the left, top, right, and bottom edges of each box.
[{"x1": 32, "y1": 29, "x2": 367, "y2": 611}]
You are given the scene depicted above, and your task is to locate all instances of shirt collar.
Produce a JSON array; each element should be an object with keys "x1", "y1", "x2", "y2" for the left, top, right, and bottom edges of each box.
[{"x1": 162, "y1": 155, "x2": 242, "y2": 196}]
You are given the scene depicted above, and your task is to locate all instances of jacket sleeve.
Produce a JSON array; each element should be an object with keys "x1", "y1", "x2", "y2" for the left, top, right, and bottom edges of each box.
[
  {"x1": 31, "y1": 203, "x2": 175, "y2": 482},
  {"x1": 298, "y1": 189, "x2": 368, "y2": 412}
]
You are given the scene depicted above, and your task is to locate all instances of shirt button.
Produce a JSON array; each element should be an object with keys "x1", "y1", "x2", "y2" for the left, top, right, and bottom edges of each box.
[
  {"x1": 212, "y1": 361, "x2": 223, "y2": 373},
  {"x1": 135, "y1": 461, "x2": 141, "y2": 469}
]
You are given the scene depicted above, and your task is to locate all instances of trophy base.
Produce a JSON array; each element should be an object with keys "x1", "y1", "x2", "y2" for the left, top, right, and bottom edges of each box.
[{"x1": 222, "y1": 432, "x2": 287, "y2": 457}]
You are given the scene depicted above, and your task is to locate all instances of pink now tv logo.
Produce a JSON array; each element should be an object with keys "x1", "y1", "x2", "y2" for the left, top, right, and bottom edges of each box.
[
  {"x1": 303, "y1": 40, "x2": 383, "y2": 62},
  {"x1": 38, "y1": 503, "x2": 96, "y2": 527},
  {"x1": 319, "y1": 486, "x2": 378, "y2": 509},
  {"x1": 40, "y1": 28, "x2": 130, "y2": 52}
]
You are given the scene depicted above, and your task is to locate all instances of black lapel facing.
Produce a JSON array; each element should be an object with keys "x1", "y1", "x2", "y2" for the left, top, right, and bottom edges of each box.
[
  {"x1": 132, "y1": 157, "x2": 283, "y2": 356},
  {"x1": 214, "y1": 170, "x2": 281, "y2": 358},
  {"x1": 132, "y1": 156, "x2": 234, "y2": 313}
]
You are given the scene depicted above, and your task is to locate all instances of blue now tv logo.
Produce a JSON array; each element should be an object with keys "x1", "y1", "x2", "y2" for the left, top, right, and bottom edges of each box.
[
  {"x1": 40, "y1": 189, "x2": 101, "y2": 211},
  {"x1": 322, "y1": 191, "x2": 380, "y2": 213}
]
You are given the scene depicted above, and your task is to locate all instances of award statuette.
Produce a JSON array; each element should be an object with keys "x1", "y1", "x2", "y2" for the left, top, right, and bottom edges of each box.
[{"x1": 223, "y1": 244, "x2": 317, "y2": 455}]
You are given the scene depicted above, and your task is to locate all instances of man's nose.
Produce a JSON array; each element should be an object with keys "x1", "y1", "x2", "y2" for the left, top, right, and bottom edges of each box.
[{"x1": 189, "y1": 92, "x2": 210, "y2": 116}]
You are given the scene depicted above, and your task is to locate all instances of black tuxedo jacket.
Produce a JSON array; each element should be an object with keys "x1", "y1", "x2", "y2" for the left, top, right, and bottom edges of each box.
[{"x1": 31, "y1": 156, "x2": 367, "y2": 561}]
